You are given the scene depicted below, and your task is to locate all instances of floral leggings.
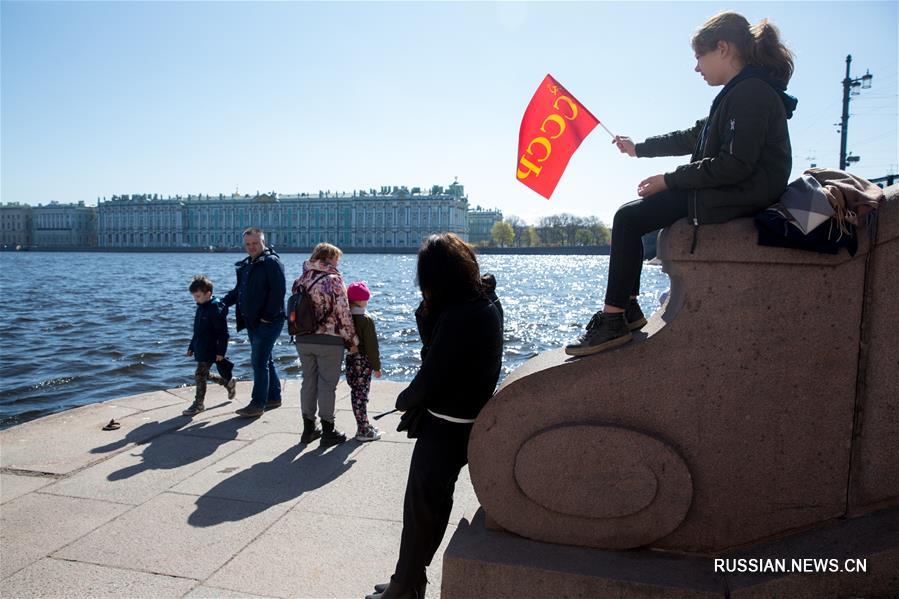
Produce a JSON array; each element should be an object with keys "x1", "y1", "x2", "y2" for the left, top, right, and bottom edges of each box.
[{"x1": 345, "y1": 353, "x2": 373, "y2": 433}]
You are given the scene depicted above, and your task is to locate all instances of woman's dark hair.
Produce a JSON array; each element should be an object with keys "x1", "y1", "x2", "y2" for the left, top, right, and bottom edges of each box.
[
  {"x1": 416, "y1": 233, "x2": 482, "y2": 310},
  {"x1": 692, "y1": 11, "x2": 794, "y2": 85}
]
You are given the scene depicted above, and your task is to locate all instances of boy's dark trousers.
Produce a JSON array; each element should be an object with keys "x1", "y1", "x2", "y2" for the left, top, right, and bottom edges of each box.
[{"x1": 194, "y1": 359, "x2": 234, "y2": 401}]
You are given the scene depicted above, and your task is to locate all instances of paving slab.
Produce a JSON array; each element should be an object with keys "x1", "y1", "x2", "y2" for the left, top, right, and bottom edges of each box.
[
  {"x1": 205, "y1": 508, "x2": 404, "y2": 598},
  {"x1": 167, "y1": 380, "x2": 259, "y2": 404},
  {"x1": 101, "y1": 389, "x2": 186, "y2": 412},
  {"x1": 54, "y1": 492, "x2": 289, "y2": 580},
  {"x1": 171, "y1": 432, "x2": 361, "y2": 510},
  {"x1": 0, "y1": 558, "x2": 197, "y2": 598},
  {"x1": 41, "y1": 433, "x2": 245, "y2": 505},
  {"x1": 299, "y1": 441, "x2": 479, "y2": 526},
  {"x1": 175, "y1": 411, "x2": 300, "y2": 443},
  {"x1": 0, "y1": 402, "x2": 141, "y2": 474},
  {"x1": 0, "y1": 493, "x2": 131, "y2": 580},
  {"x1": 185, "y1": 585, "x2": 278, "y2": 598},
  {"x1": 0, "y1": 473, "x2": 52, "y2": 504}
]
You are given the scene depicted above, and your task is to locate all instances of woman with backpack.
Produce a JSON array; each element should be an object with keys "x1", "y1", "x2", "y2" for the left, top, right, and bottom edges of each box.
[
  {"x1": 565, "y1": 11, "x2": 798, "y2": 357},
  {"x1": 291, "y1": 242, "x2": 358, "y2": 446}
]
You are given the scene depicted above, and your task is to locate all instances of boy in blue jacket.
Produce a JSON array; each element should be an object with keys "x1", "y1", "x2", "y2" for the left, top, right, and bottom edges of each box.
[{"x1": 185, "y1": 275, "x2": 237, "y2": 416}]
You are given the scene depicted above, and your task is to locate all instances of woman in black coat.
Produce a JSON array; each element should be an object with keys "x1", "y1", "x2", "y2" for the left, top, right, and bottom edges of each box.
[{"x1": 366, "y1": 233, "x2": 504, "y2": 599}]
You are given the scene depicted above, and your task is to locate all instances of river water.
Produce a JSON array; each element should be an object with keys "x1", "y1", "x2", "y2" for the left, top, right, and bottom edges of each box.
[{"x1": 0, "y1": 252, "x2": 669, "y2": 429}]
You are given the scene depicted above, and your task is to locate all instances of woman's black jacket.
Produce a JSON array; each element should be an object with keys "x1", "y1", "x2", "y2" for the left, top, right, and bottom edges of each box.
[{"x1": 397, "y1": 292, "x2": 503, "y2": 421}]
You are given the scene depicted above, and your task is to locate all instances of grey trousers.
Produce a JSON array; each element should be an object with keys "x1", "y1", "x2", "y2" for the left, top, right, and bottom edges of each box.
[{"x1": 296, "y1": 342, "x2": 345, "y2": 422}]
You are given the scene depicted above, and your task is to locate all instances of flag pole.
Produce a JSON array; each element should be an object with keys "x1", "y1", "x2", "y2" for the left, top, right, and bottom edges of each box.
[{"x1": 597, "y1": 121, "x2": 616, "y2": 139}]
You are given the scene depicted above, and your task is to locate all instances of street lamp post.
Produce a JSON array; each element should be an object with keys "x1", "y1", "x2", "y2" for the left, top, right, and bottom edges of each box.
[{"x1": 839, "y1": 54, "x2": 874, "y2": 170}]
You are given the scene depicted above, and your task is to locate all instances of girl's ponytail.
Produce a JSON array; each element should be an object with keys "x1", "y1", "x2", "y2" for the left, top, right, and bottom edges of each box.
[
  {"x1": 692, "y1": 12, "x2": 794, "y2": 85},
  {"x1": 748, "y1": 19, "x2": 795, "y2": 85}
]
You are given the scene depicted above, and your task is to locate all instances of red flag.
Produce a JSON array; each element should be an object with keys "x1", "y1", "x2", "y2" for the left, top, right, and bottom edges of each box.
[{"x1": 516, "y1": 74, "x2": 599, "y2": 199}]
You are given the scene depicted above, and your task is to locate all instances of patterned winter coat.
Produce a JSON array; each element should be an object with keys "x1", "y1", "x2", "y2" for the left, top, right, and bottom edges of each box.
[{"x1": 291, "y1": 259, "x2": 358, "y2": 348}]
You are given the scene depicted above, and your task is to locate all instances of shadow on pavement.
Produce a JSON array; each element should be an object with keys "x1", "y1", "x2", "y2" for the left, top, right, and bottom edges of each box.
[
  {"x1": 104, "y1": 415, "x2": 256, "y2": 482},
  {"x1": 187, "y1": 441, "x2": 358, "y2": 527}
]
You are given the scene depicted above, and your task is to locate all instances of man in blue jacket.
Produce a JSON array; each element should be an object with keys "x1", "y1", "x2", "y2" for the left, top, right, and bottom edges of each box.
[{"x1": 223, "y1": 227, "x2": 286, "y2": 417}]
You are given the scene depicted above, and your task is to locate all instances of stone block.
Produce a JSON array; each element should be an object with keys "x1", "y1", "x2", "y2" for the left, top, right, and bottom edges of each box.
[
  {"x1": 467, "y1": 192, "x2": 899, "y2": 552},
  {"x1": 185, "y1": 585, "x2": 278, "y2": 598},
  {"x1": 0, "y1": 493, "x2": 130, "y2": 579},
  {"x1": 170, "y1": 432, "x2": 361, "y2": 510},
  {"x1": 101, "y1": 389, "x2": 185, "y2": 412},
  {"x1": 443, "y1": 507, "x2": 899, "y2": 598},
  {"x1": 0, "y1": 559, "x2": 197, "y2": 599},
  {"x1": 0, "y1": 473, "x2": 52, "y2": 504},
  {"x1": 849, "y1": 185, "x2": 899, "y2": 512},
  {"x1": 441, "y1": 510, "x2": 724, "y2": 599},
  {"x1": 205, "y1": 509, "x2": 404, "y2": 599},
  {"x1": 55, "y1": 492, "x2": 288, "y2": 580},
  {"x1": 0, "y1": 402, "x2": 141, "y2": 474},
  {"x1": 0, "y1": 558, "x2": 196, "y2": 598},
  {"x1": 41, "y1": 433, "x2": 244, "y2": 505},
  {"x1": 723, "y1": 504, "x2": 899, "y2": 597}
]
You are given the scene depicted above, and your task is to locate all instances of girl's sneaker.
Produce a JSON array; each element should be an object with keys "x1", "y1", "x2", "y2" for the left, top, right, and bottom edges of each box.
[
  {"x1": 226, "y1": 378, "x2": 237, "y2": 400},
  {"x1": 355, "y1": 425, "x2": 382, "y2": 442}
]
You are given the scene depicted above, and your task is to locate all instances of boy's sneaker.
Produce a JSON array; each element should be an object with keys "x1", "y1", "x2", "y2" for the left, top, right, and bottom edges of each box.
[
  {"x1": 625, "y1": 300, "x2": 647, "y2": 331},
  {"x1": 182, "y1": 401, "x2": 205, "y2": 417},
  {"x1": 565, "y1": 312, "x2": 632, "y2": 357},
  {"x1": 226, "y1": 378, "x2": 237, "y2": 400},
  {"x1": 355, "y1": 425, "x2": 382, "y2": 442}
]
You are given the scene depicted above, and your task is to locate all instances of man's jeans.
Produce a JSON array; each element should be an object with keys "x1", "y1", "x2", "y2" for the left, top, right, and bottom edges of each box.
[{"x1": 247, "y1": 319, "x2": 284, "y2": 408}]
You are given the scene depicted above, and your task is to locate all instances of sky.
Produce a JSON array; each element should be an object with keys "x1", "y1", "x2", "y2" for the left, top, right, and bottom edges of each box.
[{"x1": 2, "y1": 1, "x2": 896, "y2": 225}]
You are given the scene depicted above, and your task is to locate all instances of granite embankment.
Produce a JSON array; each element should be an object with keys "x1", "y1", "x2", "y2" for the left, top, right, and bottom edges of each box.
[{"x1": 0, "y1": 380, "x2": 475, "y2": 598}]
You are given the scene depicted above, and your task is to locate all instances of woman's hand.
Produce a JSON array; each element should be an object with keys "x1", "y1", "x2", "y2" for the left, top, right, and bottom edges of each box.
[
  {"x1": 374, "y1": 370, "x2": 382, "y2": 379},
  {"x1": 613, "y1": 136, "x2": 637, "y2": 157},
  {"x1": 637, "y1": 174, "x2": 668, "y2": 197}
]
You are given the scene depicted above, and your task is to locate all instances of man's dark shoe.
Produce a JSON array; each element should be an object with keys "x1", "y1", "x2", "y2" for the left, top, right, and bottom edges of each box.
[
  {"x1": 264, "y1": 400, "x2": 282, "y2": 411},
  {"x1": 300, "y1": 417, "x2": 322, "y2": 444},
  {"x1": 235, "y1": 404, "x2": 264, "y2": 418},
  {"x1": 320, "y1": 419, "x2": 346, "y2": 448},
  {"x1": 565, "y1": 311, "x2": 632, "y2": 356},
  {"x1": 625, "y1": 299, "x2": 647, "y2": 331}
]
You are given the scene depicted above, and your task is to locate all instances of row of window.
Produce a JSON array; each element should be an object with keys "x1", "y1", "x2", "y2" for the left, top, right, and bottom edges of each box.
[
  {"x1": 101, "y1": 230, "x2": 447, "y2": 247},
  {"x1": 100, "y1": 206, "x2": 463, "y2": 230}
]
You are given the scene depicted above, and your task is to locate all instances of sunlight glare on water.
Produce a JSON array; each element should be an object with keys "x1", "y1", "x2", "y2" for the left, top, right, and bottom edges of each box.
[{"x1": 0, "y1": 252, "x2": 669, "y2": 428}]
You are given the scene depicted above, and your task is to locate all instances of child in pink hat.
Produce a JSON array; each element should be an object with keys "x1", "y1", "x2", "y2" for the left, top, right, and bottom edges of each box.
[{"x1": 346, "y1": 281, "x2": 382, "y2": 441}]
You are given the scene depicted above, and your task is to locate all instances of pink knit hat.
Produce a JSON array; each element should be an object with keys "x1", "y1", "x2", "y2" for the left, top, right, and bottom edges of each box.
[{"x1": 347, "y1": 281, "x2": 371, "y2": 302}]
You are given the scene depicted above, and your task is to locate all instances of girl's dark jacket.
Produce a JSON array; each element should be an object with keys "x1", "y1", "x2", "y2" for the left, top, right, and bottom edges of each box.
[
  {"x1": 398, "y1": 286, "x2": 504, "y2": 422},
  {"x1": 188, "y1": 297, "x2": 229, "y2": 363},
  {"x1": 222, "y1": 247, "x2": 286, "y2": 332},
  {"x1": 636, "y1": 67, "x2": 798, "y2": 226}
]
